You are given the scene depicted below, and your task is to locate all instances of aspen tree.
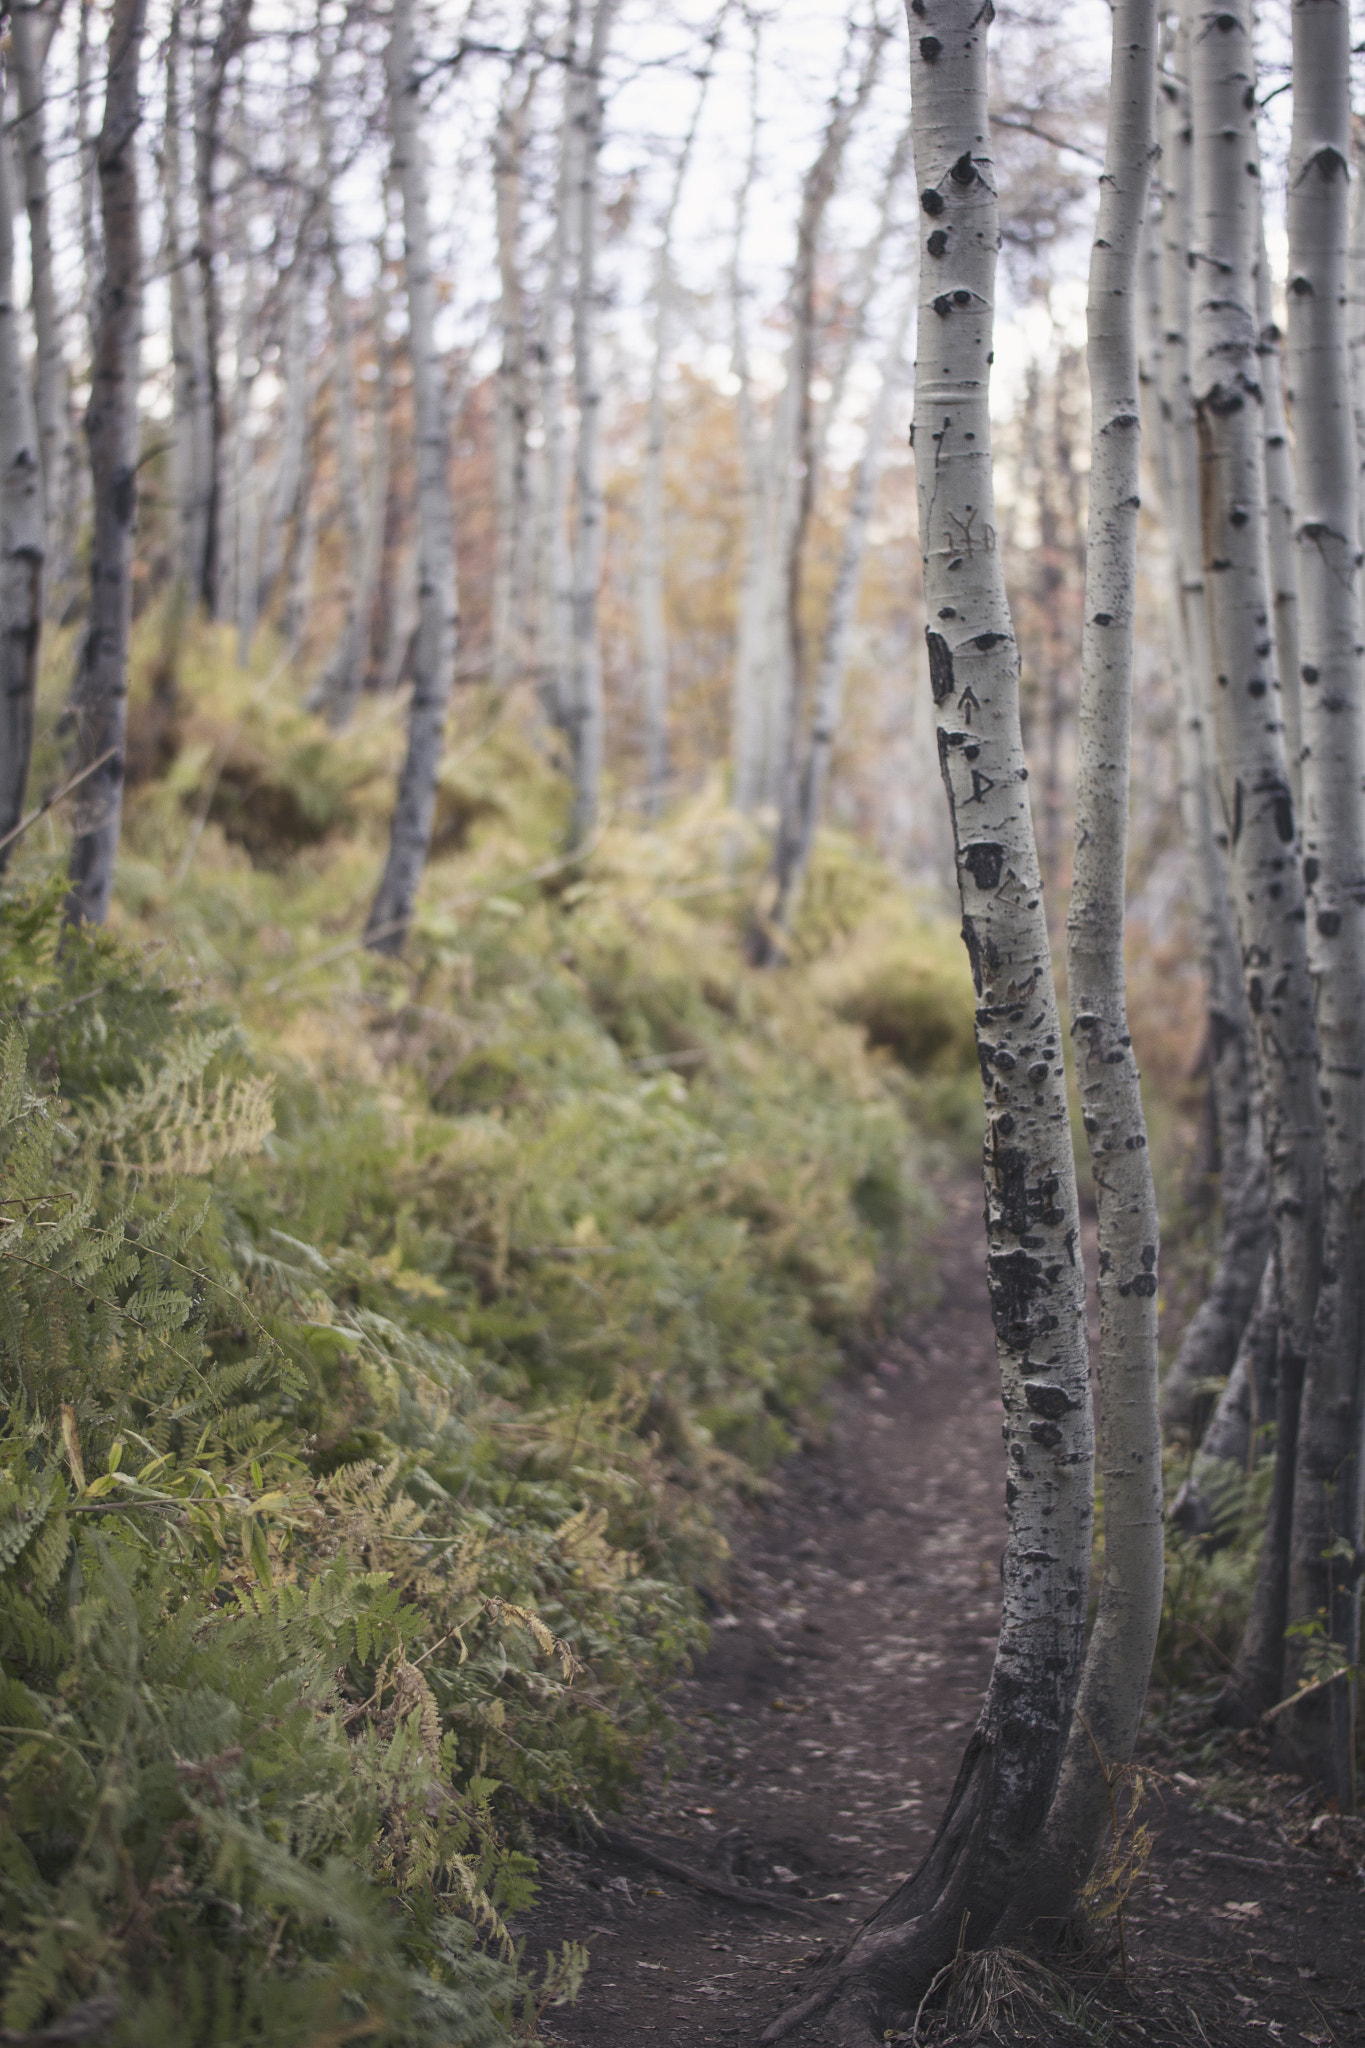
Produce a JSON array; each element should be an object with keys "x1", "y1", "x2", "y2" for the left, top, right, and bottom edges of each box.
[
  {"x1": 728, "y1": 18, "x2": 767, "y2": 812},
  {"x1": 1184, "y1": 0, "x2": 1325, "y2": 1721},
  {"x1": 0, "y1": 108, "x2": 44, "y2": 860},
  {"x1": 163, "y1": 1, "x2": 215, "y2": 622},
  {"x1": 1150, "y1": 36, "x2": 1268, "y2": 1442},
  {"x1": 9, "y1": 3, "x2": 66, "y2": 591},
  {"x1": 638, "y1": 26, "x2": 720, "y2": 816},
  {"x1": 492, "y1": 36, "x2": 539, "y2": 694},
  {"x1": 366, "y1": 0, "x2": 459, "y2": 953},
  {"x1": 766, "y1": 277, "x2": 915, "y2": 942},
  {"x1": 566, "y1": 0, "x2": 619, "y2": 847},
  {"x1": 1258, "y1": 205, "x2": 1302, "y2": 812},
  {"x1": 193, "y1": 0, "x2": 254, "y2": 618},
  {"x1": 1008, "y1": 0, "x2": 1161, "y2": 1921},
  {"x1": 1279, "y1": 0, "x2": 1365, "y2": 1803},
  {"x1": 764, "y1": 3, "x2": 1096, "y2": 2030},
  {"x1": 532, "y1": 1, "x2": 582, "y2": 737},
  {"x1": 66, "y1": 0, "x2": 146, "y2": 926}
]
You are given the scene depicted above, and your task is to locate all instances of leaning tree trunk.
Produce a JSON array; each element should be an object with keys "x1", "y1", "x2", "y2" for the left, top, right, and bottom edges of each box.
[
  {"x1": 256, "y1": 241, "x2": 314, "y2": 623},
  {"x1": 65, "y1": 0, "x2": 145, "y2": 928},
  {"x1": 1004, "y1": 0, "x2": 1162, "y2": 1928},
  {"x1": 1278, "y1": 0, "x2": 1365, "y2": 1805},
  {"x1": 0, "y1": 112, "x2": 45, "y2": 861},
  {"x1": 766, "y1": 277, "x2": 914, "y2": 942},
  {"x1": 1150, "y1": 32, "x2": 1268, "y2": 1444},
  {"x1": 1184, "y1": 0, "x2": 1325, "y2": 1724},
  {"x1": 566, "y1": 0, "x2": 619, "y2": 849},
  {"x1": 365, "y1": 0, "x2": 459, "y2": 954},
  {"x1": 193, "y1": 0, "x2": 252, "y2": 618},
  {"x1": 728, "y1": 19, "x2": 768, "y2": 814},
  {"x1": 9, "y1": 2, "x2": 67, "y2": 599},
  {"x1": 763, "y1": 8, "x2": 1095, "y2": 2038}
]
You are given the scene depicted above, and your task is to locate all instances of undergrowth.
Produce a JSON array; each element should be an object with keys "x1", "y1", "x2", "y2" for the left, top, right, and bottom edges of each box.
[{"x1": 1, "y1": 614, "x2": 979, "y2": 2040}]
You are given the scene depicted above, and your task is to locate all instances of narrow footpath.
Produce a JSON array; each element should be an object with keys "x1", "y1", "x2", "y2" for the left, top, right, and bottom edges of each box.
[{"x1": 520, "y1": 1184, "x2": 1365, "y2": 2048}]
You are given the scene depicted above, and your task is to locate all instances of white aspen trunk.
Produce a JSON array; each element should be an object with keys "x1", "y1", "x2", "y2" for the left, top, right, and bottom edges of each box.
[
  {"x1": 194, "y1": 0, "x2": 253, "y2": 619},
  {"x1": 1279, "y1": 0, "x2": 1365, "y2": 1804},
  {"x1": 1350, "y1": 148, "x2": 1365, "y2": 554},
  {"x1": 638, "y1": 40, "x2": 716, "y2": 817},
  {"x1": 256, "y1": 244, "x2": 313, "y2": 622},
  {"x1": 811, "y1": 123, "x2": 914, "y2": 511},
  {"x1": 366, "y1": 0, "x2": 459, "y2": 954},
  {"x1": 1257, "y1": 184, "x2": 1302, "y2": 814},
  {"x1": 728, "y1": 22, "x2": 767, "y2": 815},
  {"x1": 9, "y1": 3, "x2": 66, "y2": 592},
  {"x1": 531, "y1": 1, "x2": 582, "y2": 736},
  {"x1": 162, "y1": 2, "x2": 214, "y2": 619},
  {"x1": 75, "y1": 0, "x2": 101, "y2": 368},
  {"x1": 765, "y1": 7, "x2": 1094, "y2": 2033},
  {"x1": 566, "y1": 0, "x2": 619, "y2": 848},
  {"x1": 65, "y1": 0, "x2": 145, "y2": 927},
  {"x1": 322, "y1": 264, "x2": 393, "y2": 729},
  {"x1": 492, "y1": 45, "x2": 537, "y2": 693},
  {"x1": 1151, "y1": 35, "x2": 1268, "y2": 1441},
  {"x1": 1184, "y1": 0, "x2": 1325, "y2": 1724},
  {"x1": 766, "y1": 278, "x2": 914, "y2": 938},
  {"x1": 771, "y1": 27, "x2": 887, "y2": 848},
  {"x1": 1010, "y1": 0, "x2": 1162, "y2": 1922},
  {"x1": 232, "y1": 249, "x2": 259, "y2": 667},
  {"x1": 282, "y1": 396, "x2": 319, "y2": 654},
  {"x1": 0, "y1": 111, "x2": 45, "y2": 859}
]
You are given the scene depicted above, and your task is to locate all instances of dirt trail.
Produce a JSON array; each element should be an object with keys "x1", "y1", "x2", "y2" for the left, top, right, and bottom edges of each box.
[{"x1": 521, "y1": 1183, "x2": 1365, "y2": 2047}]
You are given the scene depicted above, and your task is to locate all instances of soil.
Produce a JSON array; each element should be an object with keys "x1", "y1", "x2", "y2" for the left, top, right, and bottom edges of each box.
[{"x1": 517, "y1": 1180, "x2": 1365, "y2": 2047}]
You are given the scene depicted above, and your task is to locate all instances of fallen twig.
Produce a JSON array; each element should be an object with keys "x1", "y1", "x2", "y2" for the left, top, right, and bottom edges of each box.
[{"x1": 591, "y1": 1825, "x2": 816, "y2": 1921}]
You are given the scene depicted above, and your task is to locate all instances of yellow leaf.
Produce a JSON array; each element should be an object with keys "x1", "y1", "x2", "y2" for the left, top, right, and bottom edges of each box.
[{"x1": 60, "y1": 1405, "x2": 85, "y2": 1493}]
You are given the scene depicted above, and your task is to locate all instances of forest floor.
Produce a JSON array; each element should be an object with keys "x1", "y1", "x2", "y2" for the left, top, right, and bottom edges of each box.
[{"x1": 518, "y1": 1179, "x2": 1365, "y2": 2048}]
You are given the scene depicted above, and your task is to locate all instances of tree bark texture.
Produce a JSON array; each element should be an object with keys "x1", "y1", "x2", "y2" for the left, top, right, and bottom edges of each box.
[
  {"x1": 193, "y1": 0, "x2": 253, "y2": 618},
  {"x1": 567, "y1": 0, "x2": 619, "y2": 848},
  {"x1": 767, "y1": 279, "x2": 915, "y2": 941},
  {"x1": 256, "y1": 241, "x2": 314, "y2": 624},
  {"x1": 323, "y1": 264, "x2": 393, "y2": 730},
  {"x1": 1184, "y1": 0, "x2": 1325, "y2": 1723},
  {"x1": 765, "y1": 7, "x2": 1094, "y2": 2035},
  {"x1": 163, "y1": 4, "x2": 215, "y2": 620},
  {"x1": 1016, "y1": 0, "x2": 1162, "y2": 1928},
  {"x1": 532, "y1": 0, "x2": 582, "y2": 738},
  {"x1": 638, "y1": 37, "x2": 717, "y2": 815},
  {"x1": 366, "y1": 0, "x2": 459, "y2": 954},
  {"x1": 1150, "y1": 37, "x2": 1268, "y2": 1443},
  {"x1": 492, "y1": 45, "x2": 538, "y2": 694},
  {"x1": 0, "y1": 111, "x2": 45, "y2": 861},
  {"x1": 66, "y1": 0, "x2": 146, "y2": 927},
  {"x1": 728, "y1": 20, "x2": 767, "y2": 814},
  {"x1": 1279, "y1": 0, "x2": 1365, "y2": 1804},
  {"x1": 1257, "y1": 201, "x2": 1302, "y2": 815},
  {"x1": 9, "y1": 2, "x2": 67, "y2": 595}
]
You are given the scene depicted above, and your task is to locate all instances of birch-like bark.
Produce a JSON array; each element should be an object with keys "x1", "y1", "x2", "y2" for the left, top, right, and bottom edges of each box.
[
  {"x1": 765, "y1": 8, "x2": 1094, "y2": 2033},
  {"x1": 256, "y1": 244, "x2": 313, "y2": 621},
  {"x1": 531, "y1": 0, "x2": 581, "y2": 735},
  {"x1": 65, "y1": 0, "x2": 145, "y2": 927},
  {"x1": 1350, "y1": 150, "x2": 1365, "y2": 554},
  {"x1": 1010, "y1": 0, "x2": 1162, "y2": 1925},
  {"x1": 766, "y1": 278, "x2": 914, "y2": 940},
  {"x1": 728, "y1": 20, "x2": 767, "y2": 813},
  {"x1": 232, "y1": 248, "x2": 259, "y2": 665},
  {"x1": 193, "y1": 0, "x2": 253, "y2": 618},
  {"x1": 566, "y1": 0, "x2": 619, "y2": 848},
  {"x1": 1279, "y1": 0, "x2": 1365, "y2": 1803},
  {"x1": 322, "y1": 265, "x2": 393, "y2": 729},
  {"x1": 75, "y1": 0, "x2": 101, "y2": 366},
  {"x1": 9, "y1": 3, "x2": 66, "y2": 590},
  {"x1": 366, "y1": 0, "x2": 459, "y2": 954},
  {"x1": 638, "y1": 37, "x2": 717, "y2": 815},
  {"x1": 773, "y1": 25, "x2": 887, "y2": 844},
  {"x1": 1185, "y1": 0, "x2": 1325, "y2": 1723},
  {"x1": 1257, "y1": 173, "x2": 1302, "y2": 814},
  {"x1": 0, "y1": 116, "x2": 45, "y2": 860},
  {"x1": 1151, "y1": 37, "x2": 1268, "y2": 1442},
  {"x1": 163, "y1": 3, "x2": 214, "y2": 617},
  {"x1": 491, "y1": 40, "x2": 538, "y2": 693}
]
